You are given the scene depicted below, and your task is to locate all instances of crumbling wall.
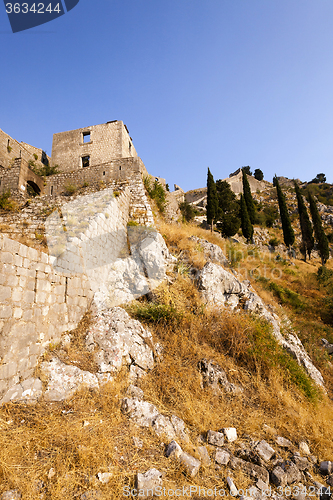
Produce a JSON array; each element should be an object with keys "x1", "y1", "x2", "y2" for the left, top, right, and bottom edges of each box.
[
  {"x1": 0, "y1": 187, "x2": 136, "y2": 398},
  {"x1": 45, "y1": 157, "x2": 148, "y2": 197},
  {"x1": 51, "y1": 121, "x2": 137, "y2": 173}
]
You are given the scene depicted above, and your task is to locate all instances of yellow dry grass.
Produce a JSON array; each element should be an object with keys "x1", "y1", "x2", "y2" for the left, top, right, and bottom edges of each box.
[{"x1": 0, "y1": 220, "x2": 333, "y2": 498}]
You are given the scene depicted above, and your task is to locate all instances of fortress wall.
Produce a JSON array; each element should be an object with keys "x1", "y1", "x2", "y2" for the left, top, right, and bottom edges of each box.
[
  {"x1": 0, "y1": 188, "x2": 133, "y2": 399},
  {"x1": 45, "y1": 157, "x2": 148, "y2": 197},
  {"x1": 0, "y1": 129, "x2": 46, "y2": 172},
  {"x1": 51, "y1": 121, "x2": 138, "y2": 173}
]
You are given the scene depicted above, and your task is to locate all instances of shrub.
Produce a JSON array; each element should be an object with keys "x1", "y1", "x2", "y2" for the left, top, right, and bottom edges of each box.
[
  {"x1": 0, "y1": 190, "x2": 17, "y2": 211},
  {"x1": 179, "y1": 200, "x2": 197, "y2": 222},
  {"x1": 33, "y1": 153, "x2": 38, "y2": 160},
  {"x1": 144, "y1": 177, "x2": 166, "y2": 213},
  {"x1": 7, "y1": 145, "x2": 12, "y2": 153},
  {"x1": 269, "y1": 237, "x2": 280, "y2": 248},
  {"x1": 63, "y1": 183, "x2": 77, "y2": 196},
  {"x1": 113, "y1": 191, "x2": 120, "y2": 197}
]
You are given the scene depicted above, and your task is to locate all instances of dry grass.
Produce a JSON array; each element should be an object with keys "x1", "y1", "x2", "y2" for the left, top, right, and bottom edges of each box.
[{"x1": 1, "y1": 219, "x2": 333, "y2": 497}]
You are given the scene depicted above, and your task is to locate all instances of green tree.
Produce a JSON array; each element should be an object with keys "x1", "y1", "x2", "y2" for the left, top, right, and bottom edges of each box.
[
  {"x1": 294, "y1": 181, "x2": 314, "y2": 261},
  {"x1": 254, "y1": 168, "x2": 264, "y2": 181},
  {"x1": 308, "y1": 191, "x2": 330, "y2": 265},
  {"x1": 240, "y1": 194, "x2": 253, "y2": 243},
  {"x1": 206, "y1": 168, "x2": 219, "y2": 231},
  {"x1": 310, "y1": 173, "x2": 326, "y2": 184},
  {"x1": 179, "y1": 200, "x2": 196, "y2": 222},
  {"x1": 242, "y1": 166, "x2": 252, "y2": 176},
  {"x1": 274, "y1": 175, "x2": 295, "y2": 249},
  {"x1": 242, "y1": 168, "x2": 256, "y2": 224},
  {"x1": 215, "y1": 180, "x2": 240, "y2": 237}
]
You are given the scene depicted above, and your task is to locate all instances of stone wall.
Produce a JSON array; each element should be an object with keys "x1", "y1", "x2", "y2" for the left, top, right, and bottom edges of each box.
[
  {"x1": 0, "y1": 234, "x2": 94, "y2": 397},
  {"x1": 0, "y1": 128, "x2": 47, "y2": 174},
  {"x1": 45, "y1": 157, "x2": 148, "y2": 197},
  {"x1": 0, "y1": 187, "x2": 138, "y2": 398},
  {"x1": 51, "y1": 121, "x2": 137, "y2": 173}
]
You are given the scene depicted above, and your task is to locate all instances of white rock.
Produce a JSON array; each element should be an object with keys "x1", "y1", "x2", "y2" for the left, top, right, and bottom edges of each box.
[
  {"x1": 222, "y1": 427, "x2": 237, "y2": 443},
  {"x1": 136, "y1": 468, "x2": 163, "y2": 497},
  {"x1": 97, "y1": 472, "x2": 112, "y2": 484},
  {"x1": 41, "y1": 358, "x2": 99, "y2": 401},
  {"x1": 299, "y1": 442, "x2": 310, "y2": 455},
  {"x1": 121, "y1": 398, "x2": 159, "y2": 427},
  {"x1": 165, "y1": 440, "x2": 183, "y2": 459},
  {"x1": 254, "y1": 440, "x2": 275, "y2": 461}
]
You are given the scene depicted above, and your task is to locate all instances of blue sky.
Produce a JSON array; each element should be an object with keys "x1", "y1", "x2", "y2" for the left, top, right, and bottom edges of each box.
[{"x1": 1, "y1": 0, "x2": 333, "y2": 191}]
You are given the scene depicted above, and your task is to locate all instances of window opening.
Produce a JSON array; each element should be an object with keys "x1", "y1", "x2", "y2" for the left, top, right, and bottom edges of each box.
[
  {"x1": 82, "y1": 156, "x2": 90, "y2": 168},
  {"x1": 83, "y1": 131, "x2": 91, "y2": 143}
]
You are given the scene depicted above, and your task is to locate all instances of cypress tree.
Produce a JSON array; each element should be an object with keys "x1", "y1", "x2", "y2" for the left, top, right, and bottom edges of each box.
[
  {"x1": 308, "y1": 191, "x2": 329, "y2": 265},
  {"x1": 216, "y1": 179, "x2": 240, "y2": 237},
  {"x1": 206, "y1": 168, "x2": 219, "y2": 231},
  {"x1": 294, "y1": 181, "x2": 314, "y2": 261},
  {"x1": 274, "y1": 175, "x2": 295, "y2": 249},
  {"x1": 242, "y1": 168, "x2": 256, "y2": 224},
  {"x1": 240, "y1": 194, "x2": 253, "y2": 243}
]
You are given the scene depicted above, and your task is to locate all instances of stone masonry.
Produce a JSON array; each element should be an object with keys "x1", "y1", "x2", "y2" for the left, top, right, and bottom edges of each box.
[
  {"x1": 51, "y1": 121, "x2": 137, "y2": 173},
  {"x1": 0, "y1": 187, "x2": 144, "y2": 398}
]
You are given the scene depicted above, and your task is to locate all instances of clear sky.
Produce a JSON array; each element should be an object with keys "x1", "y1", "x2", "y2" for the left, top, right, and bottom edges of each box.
[{"x1": 1, "y1": 0, "x2": 333, "y2": 191}]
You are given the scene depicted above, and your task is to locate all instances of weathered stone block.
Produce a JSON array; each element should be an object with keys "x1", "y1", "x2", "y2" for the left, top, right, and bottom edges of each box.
[
  {"x1": 0, "y1": 286, "x2": 11, "y2": 302},
  {"x1": 11, "y1": 287, "x2": 23, "y2": 302},
  {"x1": 0, "y1": 252, "x2": 13, "y2": 264},
  {"x1": 0, "y1": 305, "x2": 12, "y2": 319},
  {"x1": 13, "y1": 307, "x2": 22, "y2": 319},
  {"x1": 23, "y1": 290, "x2": 35, "y2": 304}
]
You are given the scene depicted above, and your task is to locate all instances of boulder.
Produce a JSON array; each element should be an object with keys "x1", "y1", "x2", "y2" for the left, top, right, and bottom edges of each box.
[
  {"x1": 222, "y1": 427, "x2": 237, "y2": 443},
  {"x1": 292, "y1": 454, "x2": 311, "y2": 471},
  {"x1": 86, "y1": 307, "x2": 154, "y2": 374},
  {"x1": 165, "y1": 440, "x2": 183, "y2": 459},
  {"x1": 189, "y1": 237, "x2": 229, "y2": 266},
  {"x1": 152, "y1": 415, "x2": 176, "y2": 441},
  {"x1": 299, "y1": 442, "x2": 310, "y2": 455},
  {"x1": 0, "y1": 378, "x2": 43, "y2": 404},
  {"x1": 271, "y1": 461, "x2": 302, "y2": 486},
  {"x1": 320, "y1": 462, "x2": 333, "y2": 475},
  {"x1": 1, "y1": 492, "x2": 21, "y2": 500}
]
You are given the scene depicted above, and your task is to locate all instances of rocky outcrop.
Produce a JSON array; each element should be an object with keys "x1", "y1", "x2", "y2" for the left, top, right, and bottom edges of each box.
[
  {"x1": 198, "y1": 358, "x2": 243, "y2": 394},
  {"x1": 94, "y1": 227, "x2": 176, "y2": 309},
  {"x1": 190, "y1": 236, "x2": 229, "y2": 266},
  {"x1": 196, "y1": 260, "x2": 325, "y2": 388},
  {"x1": 86, "y1": 307, "x2": 155, "y2": 374}
]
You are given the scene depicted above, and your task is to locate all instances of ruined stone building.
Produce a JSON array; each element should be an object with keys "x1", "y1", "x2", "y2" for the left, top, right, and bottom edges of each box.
[{"x1": 0, "y1": 121, "x2": 165, "y2": 199}]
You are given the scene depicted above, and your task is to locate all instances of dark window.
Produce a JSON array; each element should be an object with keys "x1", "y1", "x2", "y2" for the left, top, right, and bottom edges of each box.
[
  {"x1": 103, "y1": 171, "x2": 105, "y2": 176},
  {"x1": 51, "y1": 186, "x2": 53, "y2": 195},
  {"x1": 82, "y1": 156, "x2": 90, "y2": 168},
  {"x1": 119, "y1": 166, "x2": 121, "y2": 170},
  {"x1": 41, "y1": 151, "x2": 49, "y2": 166},
  {"x1": 83, "y1": 131, "x2": 91, "y2": 143}
]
